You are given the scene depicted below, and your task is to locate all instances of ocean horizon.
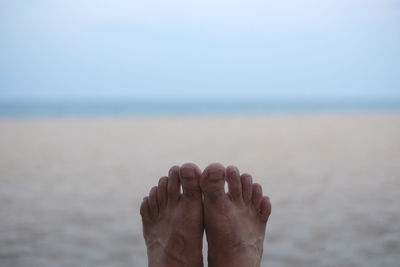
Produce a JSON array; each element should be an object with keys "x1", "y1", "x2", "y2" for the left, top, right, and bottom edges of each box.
[{"x1": 1, "y1": 99, "x2": 400, "y2": 118}]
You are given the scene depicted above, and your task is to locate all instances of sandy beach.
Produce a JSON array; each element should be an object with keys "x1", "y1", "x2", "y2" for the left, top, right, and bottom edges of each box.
[{"x1": 1, "y1": 112, "x2": 399, "y2": 267}]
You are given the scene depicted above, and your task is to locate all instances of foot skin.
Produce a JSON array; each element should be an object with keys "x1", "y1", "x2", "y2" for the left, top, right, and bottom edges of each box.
[
  {"x1": 201, "y1": 163, "x2": 271, "y2": 267},
  {"x1": 140, "y1": 163, "x2": 204, "y2": 267}
]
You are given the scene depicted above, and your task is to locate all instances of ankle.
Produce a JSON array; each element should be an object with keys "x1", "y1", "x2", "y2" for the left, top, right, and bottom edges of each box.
[
  {"x1": 207, "y1": 243, "x2": 263, "y2": 267},
  {"x1": 148, "y1": 245, "x2": 203, "y2": 267}
]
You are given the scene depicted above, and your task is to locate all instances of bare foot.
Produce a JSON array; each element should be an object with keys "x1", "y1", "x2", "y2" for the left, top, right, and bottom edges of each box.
[
  {"x1": 200, "y1": 163, "x2": 271, "y2": 267},
  {"x1": 140, "y1": 163, "x2": 204, "y2": 267}
]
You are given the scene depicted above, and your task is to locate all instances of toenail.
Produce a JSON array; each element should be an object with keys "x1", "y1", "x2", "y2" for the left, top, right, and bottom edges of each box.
[
  {"x1": 227, "y1": 166, "x2": 239, "y2": 176},
  {"x1": 181, "y1": 167, "x2": 195, "y2": 178},
  {"x1": 169, "y1": 166, "x2": 179, "y2": 177},
  {"x1": 208, "y1": 169, "x2": 224, "y2": 178}
]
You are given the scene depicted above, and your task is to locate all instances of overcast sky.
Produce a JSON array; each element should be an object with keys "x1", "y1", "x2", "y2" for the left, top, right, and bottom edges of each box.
[{"x1": 1, "y1": 0, "x2": 399, "y2": 101}]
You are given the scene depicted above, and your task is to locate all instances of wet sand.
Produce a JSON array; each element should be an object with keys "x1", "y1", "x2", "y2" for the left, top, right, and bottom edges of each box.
[{"x1": 1, "y1": 113, "x2": 399, "y2": 267}]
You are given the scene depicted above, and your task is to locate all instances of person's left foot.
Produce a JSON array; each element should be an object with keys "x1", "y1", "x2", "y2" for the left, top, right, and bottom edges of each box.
[{"x1": 140, "y1": 163, "x2": 204, "y2": 267}]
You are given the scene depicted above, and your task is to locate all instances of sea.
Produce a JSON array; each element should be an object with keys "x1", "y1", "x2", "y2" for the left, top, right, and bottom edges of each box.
[{"x1": 1, "y1": 99, "x2": 400, "y2": 118}]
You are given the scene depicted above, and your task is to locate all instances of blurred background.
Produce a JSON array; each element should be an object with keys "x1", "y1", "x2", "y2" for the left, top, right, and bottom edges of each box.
[
  {"x1": 1, "y1": 0, "x2": 400, "y2": 113},
  {"x1": 0, "y1": 1, "x2": 399, "y2": 266}
]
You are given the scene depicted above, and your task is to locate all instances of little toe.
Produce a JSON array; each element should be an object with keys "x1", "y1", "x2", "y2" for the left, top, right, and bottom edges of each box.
[
  {"x1": 241, "y1": 173, "x2": 253, "y2": 203},
  {"x1": 167, "y1": 165, "x2": 181, "y2": 204},
  {"x1": 226, "y1": 165, "x2": 242, "y2": 201},
  {"x1": 180, "y1": 163, "x2": 202, "y2": 200},
  {"x1": 251, "y1": 183, "x2": 263, "y2": 210},
  {"x1": 157, "y1": 176, "x2": 168, "y2": 209},
  {"x1": 148, "y1": 186, "x2": 159, "y2": 218},
  {"x1": 200, "y1": 163, "x2": 226, "y2": 201},
  {"x1": 140, "y1": 197, "x2": 151, "y2": 221},
  {"x1": 259, "y1": 196, "x2": 272, "y2": 223}
]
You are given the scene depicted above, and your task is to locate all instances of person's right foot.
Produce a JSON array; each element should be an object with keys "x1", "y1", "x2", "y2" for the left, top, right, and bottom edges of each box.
[{"x1": 200, "y1": 163, "x2": 271, "y2": 267}]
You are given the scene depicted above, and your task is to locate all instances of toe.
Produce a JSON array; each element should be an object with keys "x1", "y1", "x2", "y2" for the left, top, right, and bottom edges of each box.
[
  {"x1": 251, "y1": 183, "x2": 263, "y2": 210},
  {"x1": 167, "y1": 166, "x2": 181, "y2": 204},
  {"x1": 226, "y1": 165, "x2": 242, "y2": 201},
  {"x1": 259, "y1": 196, "x2": 272, "y2": 223},
  {"x1": 241, "y1": 173, "x2": 253, "y2": 203},
  {"x1": 157, "y1": 176, "x2": 168, "y2": 209},
  {"x1": 180, "y1": 163, "x2": 202, "y2": 200},
  {"x1": 140, "y1": 197, "x2": 151, "y2": 221},
  {"x1": 200, "y1": 163, "x2": 226, "y2": 201},
  {"x1": 148, "y1": 186, "x2": 159, "y2": 218}
]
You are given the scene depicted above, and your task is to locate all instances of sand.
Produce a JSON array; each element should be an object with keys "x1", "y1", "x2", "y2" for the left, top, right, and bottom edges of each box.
[{"x1": 1, "y1": 113, "x2": 400, "y2": 267}]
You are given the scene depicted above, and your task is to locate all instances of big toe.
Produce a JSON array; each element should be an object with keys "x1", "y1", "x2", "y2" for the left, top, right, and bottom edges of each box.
[
  {"x1": 179, "y1": 163, "x2": 202, "y2": 199},
  {"x1": 200, "y1": 163, "x2": 226, "y2": 201}
]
